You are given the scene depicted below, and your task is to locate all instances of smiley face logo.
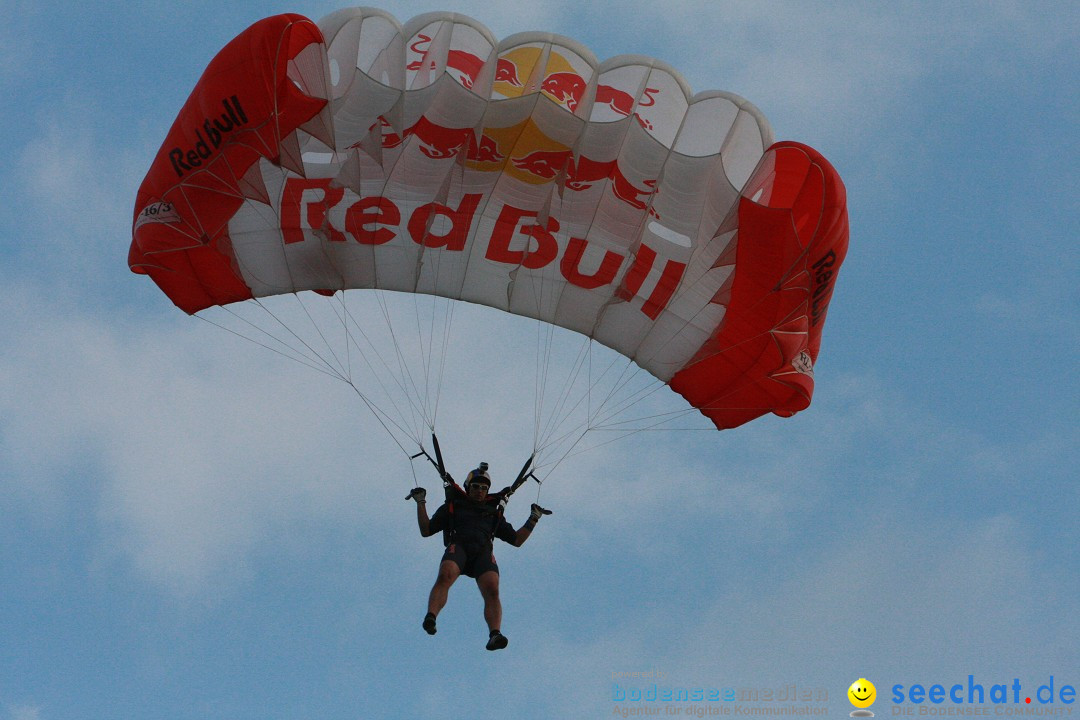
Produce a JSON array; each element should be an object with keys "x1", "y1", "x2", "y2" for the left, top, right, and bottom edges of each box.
[{"x1": 848, "y1": 678, "x2": 876, "y2": 709}]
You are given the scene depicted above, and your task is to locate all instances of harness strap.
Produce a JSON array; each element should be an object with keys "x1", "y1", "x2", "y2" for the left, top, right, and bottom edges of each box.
[{"x1": 412, "y1": 434, "x2": 541, "y2": 544}]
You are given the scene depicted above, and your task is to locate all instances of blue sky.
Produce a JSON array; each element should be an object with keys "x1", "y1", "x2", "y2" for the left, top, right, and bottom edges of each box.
[{"x1": 2, "y1": 1, "x2": 1077, "y2": 718}]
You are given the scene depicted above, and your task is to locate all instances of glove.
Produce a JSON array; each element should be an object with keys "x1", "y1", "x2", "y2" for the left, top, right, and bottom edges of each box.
[
  {"x1": 529, "y1": 503, "x2": 552, "y2": 521},
  {"x1": 406, "y1": 487, "x2": 427, "y2": 504}
]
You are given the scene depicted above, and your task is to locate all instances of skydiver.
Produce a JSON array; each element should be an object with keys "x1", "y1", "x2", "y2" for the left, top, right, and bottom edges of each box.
[{"x1": 406, "y1": 463, "x2": 547, "y2": 651}]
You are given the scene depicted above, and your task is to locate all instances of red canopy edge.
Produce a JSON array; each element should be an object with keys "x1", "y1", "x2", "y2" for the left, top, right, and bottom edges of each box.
[
  {"x1": 669, "y1": 141, "x2": 850, "y2": 430},
  {"x1": 128, "y1": 13, "x2": 327, "y2": 314}
]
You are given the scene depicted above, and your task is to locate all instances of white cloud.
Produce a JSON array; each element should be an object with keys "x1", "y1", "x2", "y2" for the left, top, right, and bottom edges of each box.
[
  {"x1": 11, "y1": 106, "x2": 151, "y2": 305},
  {"x1": 3, "y1": 279, "x2": 718, "y2": 594},
  {"x1": 5, "y1": 704, "x2": 41, "y2": 720},
  {"x1": 508, "y1": 507, "x2": 1078, "y2": 717},
  {"x1": 552, "y1": 1, "x2": 1079, "y2": 154},
  {"x1": 1, "y1": 285, "x2": 393, "y2": 593},
  {"x1": 331, "y1": 0, "x2": 569, "y2": 39}
]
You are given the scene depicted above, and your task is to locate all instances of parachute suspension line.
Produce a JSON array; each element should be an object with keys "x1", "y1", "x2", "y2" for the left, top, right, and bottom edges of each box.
[
  {"x1": 590, "y1": 376, "x2": 668, "y2": 428},
  {"x1": 524, "y1": 327, "x2": 592, "y2": 472},
  {"x1": 600, "y1": 395, "x2": 703, "y2": 430},
  {"x1": 323, "y1": 294, "x2": 413, "y2": 438},
  {"x1": 402, "y1": 136, "x2": 471, "y2": 439},
  {"x1": 386, "y1": 284, "x2": 427, "y2": 434},
  {"x1": 194, "y1": 308, "x2": 347, "y2": 382},
  {"x1": 416, "y1": 196, "x2": 457, "y2": 434},
  {"x1": 407, "y1": 451, "x2": 423, "y2": 489},
  {"x1": 533, "y1": 364, "x2": 636, "y2": 468},
  {"x1": 517, "y1": 224, "x2": 600, "y2": 459},
  {"x1": 292, "y1": 293, "x2": 350, "y2": 380},
  {"x1": 534, "y1": 403, "x2": 711, "y2": 482},
  {"x1": 546, "y1": 337, "x2": 627, "y2": 441},
  {"x1": 528, "y1": 356, "x2": 693, "y2": 477},
  {"x1": 519, "y1": 84, "x2": 656, "y2": 454},
  {"x1": 587, "y1": 366, "x2": 699, "y2": 431},
  {"x1": 531, "y1": 473, "x2": 544, "y2": 506},
  {"x1": 340, "y1": 377, "x2": 419, "y2": 460},
  {"x1": 585, "y1": 350, "x2": 698, "y2": 431},
  {"x1": 531, "y1": 332, "x2": 639, "y2": 444},
  {"x1": 524, "y1": 317, "x2": 685, "y2": 467},
  {"x1": 541, "y1": 411, "x2": 699, "y2": 471},
  {"x1": 533, "y1": 322, "x2": 554, "y2": 451},
  {"x1": 371, "y1": 289, "x2": 434, "y2": 440},
  {"x1": 536, "y1": 402, "x2": 597, "y2": 461},
  {"x1": 429, "y1": 296, "x2": 456, "y2": 430},
  {"x1": 539, "y1": 357, "x2": 719, "y2": 462},
  {"x1": 393, "y1": 290, "x2": 438, "y2": 438},
  {"x1": 580, "y1": 345, "x2": 663, "y2": 428},
  {"x1": 331, "y1": 292, "x2": 432, "y2": 447},
  {"x1": 531, "y1": 313, "x2": 552, "y2": 453},
  {"x1": 412, "y1": 290, "x2": 437, "y2": 430},
  {"x1": 529, "y1": 293, "x2": 590, "y2": 457},
  {"x1": 533, "y1": 425, "x2": 591, "y2": 482},
  {"x1": 587, "y1": 339, "x2": 592, "y2": 431},
  {"x1": 305, "y1": 295, "x2": 431, "y2": 451},
  {"x1": 525, "y1": 273, "x2": 548, "y2": 452},
  {"x1": 249, "y1": 297, "x2": 351, "y2": 380},
  {"x1": 536, "y1": 424, "x2": 589, "y2": 473},
  {"x1": 589, "y1": 407, "x2": 705, "y2": 430},
  {"x1": 408, "y1": 273, "x2": 456, "y2": 434},
  {"x1": 335, "y1": 292, "x2": 352, "y2": 385},
  {"x1": 508, "y1": 194, "x2": 559, "y2": 455},
  {"x1": 198, "y1": 296, "x2": 427, "y2": 460},
  {"x1": 368, "y1": 292, "x2": 434, "y2": 444},
  {"x1": 582, "y1": 349, "x2": 640, "y2": 426},
  {"x1": 533, "y1": 333, "x2": 593, "y2": 454}
]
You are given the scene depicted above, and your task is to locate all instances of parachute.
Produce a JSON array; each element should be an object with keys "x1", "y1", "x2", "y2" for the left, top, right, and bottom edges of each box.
[{"x1": 130, "y1": 9, "x2": 849, "y2": 473}]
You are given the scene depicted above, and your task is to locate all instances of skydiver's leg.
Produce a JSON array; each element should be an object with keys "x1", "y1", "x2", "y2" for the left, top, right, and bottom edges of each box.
[
  {"x1": 427, "y1": 558, "x2": 461, "y2": 617},
  {"x1": 477, "y1": 570, "x2": 508, "y2": 650},
  {"x1": 476, "y1": 570, "x2": 502, "y2": 632}
]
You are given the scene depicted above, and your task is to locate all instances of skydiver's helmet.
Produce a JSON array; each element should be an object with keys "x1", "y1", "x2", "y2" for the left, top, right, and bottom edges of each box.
[{"x1": 464, "y1": 462, "x2": 491, "y2": 491}]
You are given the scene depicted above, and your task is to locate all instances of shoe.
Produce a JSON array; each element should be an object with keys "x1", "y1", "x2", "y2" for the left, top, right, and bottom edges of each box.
[
  {"x1": 485, "y1": 630, "x2": 508, "y2": 651},
  {"x1": 423, "y1": 613, "x2": 437, "y2": 635}
]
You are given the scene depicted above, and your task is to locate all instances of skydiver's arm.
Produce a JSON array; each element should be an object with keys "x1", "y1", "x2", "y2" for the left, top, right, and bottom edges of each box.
[
  {"x1": 408, "y1": 488, "x2": 441, "y2": 538},
  {"x1": 511, "y1": 520, "x2": 535, "y2": 547},
  {"x1": 509, "y1": 504, "x2": 548, "y2": 546},
  {"x1": 419, "y1": 503, "x2": 447, "y2": 538},
  {"x1": 417, "y1": 502, "x2": 432, "y2": 537}
]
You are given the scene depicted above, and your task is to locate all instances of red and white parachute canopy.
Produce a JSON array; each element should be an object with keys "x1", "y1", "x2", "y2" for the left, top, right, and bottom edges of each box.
[{"x1": 130, "y1": 9, "x2": 849, "y2": 467}]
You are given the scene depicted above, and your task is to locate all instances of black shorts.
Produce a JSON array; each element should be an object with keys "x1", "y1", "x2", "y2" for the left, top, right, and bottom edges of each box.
[{"x1": 442, "y1": 541, "x2": 499, "y2": 578}]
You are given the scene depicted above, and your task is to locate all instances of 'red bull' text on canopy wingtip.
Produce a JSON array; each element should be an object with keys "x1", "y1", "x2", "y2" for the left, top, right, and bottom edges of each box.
[{"x1": 129, "y1": 7, "x2": 850, "y2": 444}]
